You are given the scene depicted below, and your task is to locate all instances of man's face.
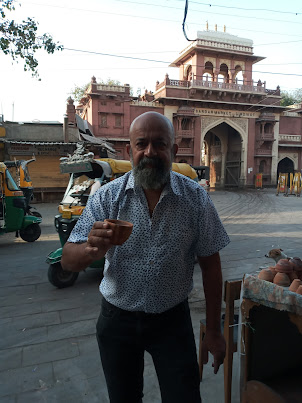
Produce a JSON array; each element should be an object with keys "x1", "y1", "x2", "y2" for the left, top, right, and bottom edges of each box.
[{"x1": 127, "y1": 114, "x2": 177, "y2": 189}]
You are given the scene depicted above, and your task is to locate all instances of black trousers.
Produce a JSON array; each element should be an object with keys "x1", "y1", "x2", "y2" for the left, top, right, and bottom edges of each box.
[{"x1": 96, "y1": 297, "x2": 201, "y2": 403}]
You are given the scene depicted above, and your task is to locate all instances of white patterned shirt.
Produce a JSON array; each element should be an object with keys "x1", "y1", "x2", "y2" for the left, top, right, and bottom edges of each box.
[{"x1": 68, "y1": 171, "x2": 230, "y2": 313}]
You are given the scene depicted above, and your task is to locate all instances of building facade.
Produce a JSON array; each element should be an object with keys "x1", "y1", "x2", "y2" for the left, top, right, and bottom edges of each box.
[
  {"x1": 68, "y1": 29, "x2": 302, "y2": 188},
  {"x1": 0, "y1": 117, "x2": 115, "y2": 201}
]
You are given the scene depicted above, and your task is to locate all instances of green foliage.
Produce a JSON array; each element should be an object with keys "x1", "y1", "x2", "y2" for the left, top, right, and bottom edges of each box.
[
  {"x1": 72, "y1": 83, "x2": 90, "y2": 103},
  {"x1": 0, "y1": 0, "x2": 63, "y2": 78},
  {"x1": 281, "y1": 89, "x2": 302, "y2": 107}
]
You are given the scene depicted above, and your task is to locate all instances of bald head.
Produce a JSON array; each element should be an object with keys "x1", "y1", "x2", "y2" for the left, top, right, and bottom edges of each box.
[
  {"x1": 129, "y1": 112, "x2": 175, "y2": 143},
  {"x1": 126, "y1": 111, "x2": 178, "y2": 189}
]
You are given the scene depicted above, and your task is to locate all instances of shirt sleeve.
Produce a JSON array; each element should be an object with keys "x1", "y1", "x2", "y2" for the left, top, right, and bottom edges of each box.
[
  {"x1": 67, "y1": 191, "x2": 107, "y2": 243},
  {"x1": 194, "y1": 191, "x2": 230, "y2": 257}
]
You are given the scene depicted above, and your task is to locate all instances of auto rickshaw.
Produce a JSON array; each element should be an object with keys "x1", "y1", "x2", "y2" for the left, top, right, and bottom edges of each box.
[
  {"x1": 5, "y1": 157, "x2": 42, "y2": 217},
  {"x1": 192, "y1": 165, "x2": 210, "y2": 190},
  {"x1": 47, "y1": 155, "x2": 198, "y2": 288},
  {"x1": 0, "y1": 162, "x2": 42, "y2": 242}
]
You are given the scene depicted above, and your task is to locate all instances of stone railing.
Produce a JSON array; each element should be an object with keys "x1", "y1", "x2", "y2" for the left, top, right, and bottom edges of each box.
[
  {"x1": 191, "y1": 79, "x2": 266, "y2": 93},
  {"x1": 255, "y1": 148, "x2": 272, "y2": 155},
  {"x1": 178, "y1": 147, "x2": 193, "y2": 154},
  {"x1": 169, "y1": 80, "x2": 190, "y2": 87},
  {"x1": 260, "y1": 133, "x2": 275, "y2": 141},
  {"x1": 131, "y1": 100, "x2": 161, "y2": 107},
  {"x1": 283, "y1": 111, "x2": 300, "y2": 117},
  {"x1": 195, "y1": 38, "x2": 253, "y2": 54},
  {"x1": 176, "y1": 130, "x2": 193, "y2": 137},
  {"x1": 97, "y1": 85, "x2": 126, "y2": 92},
  {"x1": 279, "y1": 135, "x2": 301, "y2": 142},
  {"x1": 156, "y1": 78, "x2": 266, "y2": 94}
]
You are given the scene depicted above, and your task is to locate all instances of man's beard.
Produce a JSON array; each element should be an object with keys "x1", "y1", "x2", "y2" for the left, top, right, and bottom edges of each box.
[{"x1": 130, "y1": 151, "x2": 171, "y2": 190}]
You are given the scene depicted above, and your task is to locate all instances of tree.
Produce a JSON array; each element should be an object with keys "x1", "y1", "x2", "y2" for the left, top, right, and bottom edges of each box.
[
  {"x1": 280, "y1": 89, "x2": 302, "y2": 107},
  {"x1": 0, "y1": 0, "x2": 63, "y2": 78}
]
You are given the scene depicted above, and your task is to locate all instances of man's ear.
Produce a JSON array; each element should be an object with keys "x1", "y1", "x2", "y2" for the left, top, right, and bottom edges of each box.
[
  {"x1": 126, "y1": 144, "x2": 130, "y2": 156},
  {"x1": 172, "y1": 143, "x2": 178, "y2": 158}
]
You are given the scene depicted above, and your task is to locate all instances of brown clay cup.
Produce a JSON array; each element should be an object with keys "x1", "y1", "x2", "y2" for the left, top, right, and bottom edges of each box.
[
  {"x1": 258, "y1": 268, "x2": 275, "y2": 282},
  {"x1": 273, "y1": 272, "x2": 290, "y2": 287},
  {"x1": 104, "y1": 219, "x2": 133, "y2": 245}
]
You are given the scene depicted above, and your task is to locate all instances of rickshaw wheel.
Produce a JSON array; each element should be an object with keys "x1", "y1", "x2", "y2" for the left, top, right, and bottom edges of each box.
[
  {"x1": 20, "y1": 223, "x2": 41, "y2": 242},
  {"x1": 48, "y1": 262, "x2": 79, "y2": 288}
]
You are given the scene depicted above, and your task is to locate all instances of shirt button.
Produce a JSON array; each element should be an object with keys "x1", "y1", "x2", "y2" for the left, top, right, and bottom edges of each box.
[{"x1": 149, "y1": 260, "x2": 154, "y2": 265}]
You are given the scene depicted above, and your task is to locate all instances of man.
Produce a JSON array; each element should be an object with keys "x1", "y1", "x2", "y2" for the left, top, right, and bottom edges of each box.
[{"x1": 61, "y1": 111, "x2": 230, "y2": 403}]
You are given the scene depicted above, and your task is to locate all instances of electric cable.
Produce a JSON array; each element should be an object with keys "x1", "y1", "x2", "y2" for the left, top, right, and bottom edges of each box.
[{"x1": 63, "y1": 48, "x2": 302, "y2": 79}]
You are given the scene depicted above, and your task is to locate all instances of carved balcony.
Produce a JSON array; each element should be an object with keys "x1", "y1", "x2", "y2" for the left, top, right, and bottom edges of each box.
[
  {"x1": 255, "y1": 148, "x2": 272, "y2": 156},
  {"x1": 177, "y1": 147, "x2": 194, "y2": 154},
  {"x1": 176, "y1": 130, "x2": 194, "y2": 138}
]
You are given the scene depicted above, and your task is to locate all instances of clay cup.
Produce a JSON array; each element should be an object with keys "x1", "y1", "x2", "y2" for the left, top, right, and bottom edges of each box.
[
  {"x1": 258, "y1": 268, "x2": 275, "y2": 282},
  {"x1": 104, "y1": 219, "x2": 133, "y2": 245},
  {"x1": 273, "y1": 272, "x2": 290, "y2": 287}
]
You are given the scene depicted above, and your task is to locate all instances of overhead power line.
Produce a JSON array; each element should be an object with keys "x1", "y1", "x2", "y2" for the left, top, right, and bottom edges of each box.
[
  {"x1": 175, "y1": 0, "x2": 302, "y2": 16},
  {"x1": 27, "y1": 1, "x2": 302, "y2": 27},
  {"x1": 63, "y1": 48, "x2": 302, "y2": 78}
]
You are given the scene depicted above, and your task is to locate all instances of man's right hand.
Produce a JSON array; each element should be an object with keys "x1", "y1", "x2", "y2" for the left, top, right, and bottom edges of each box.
[
  {"x1": 61, "y1": 221, "x2": 114, "y2": 272},
  {"x1": 85, "y1": 221, "x2": 114, "y2": 259}
]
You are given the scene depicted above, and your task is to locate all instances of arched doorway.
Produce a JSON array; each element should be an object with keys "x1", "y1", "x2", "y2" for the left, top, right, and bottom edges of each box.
[
  {"x1": 202, "y1": 122, "x2": 243, "y2": 188},
  {"x1": 277, "y1": 157, "x2": 294, "y2": 178}
]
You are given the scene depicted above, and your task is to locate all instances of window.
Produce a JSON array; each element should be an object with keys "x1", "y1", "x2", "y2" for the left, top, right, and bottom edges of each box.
[
  {"x1": 259, "y1": 160, "x2": 266, "y2": 173},
  {"x1": 115, "y1": 115, "x2": 122, "y2": 127},
  {"x1": 100, "y1": 114, "x2": 107, "y2": 127},
  {"x1": 115, "y1": 102, "x2": 121, "y2": 106},
  {"x1": 5, "y1": 169, "x2": 19, "y2": 191},
  {"x1": 101, "y1": 101, "x2": 107, "y2": 105}
]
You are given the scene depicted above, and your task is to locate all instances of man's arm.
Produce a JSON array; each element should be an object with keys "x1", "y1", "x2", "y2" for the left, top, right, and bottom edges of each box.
[
  {"x1": 198, "y1": 252, "x2": 226, "y2": 374},
  {"x1": 61, "y1": 221, "x2": 113, "y2": 272}
]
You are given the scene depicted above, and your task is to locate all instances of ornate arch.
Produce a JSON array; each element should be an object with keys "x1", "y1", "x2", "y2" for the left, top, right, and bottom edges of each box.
[
  {"x1": 201, "y1": 117, "x2": 247, "y2": 143},
  {"x1": 277, "y1": 154, "x2": 298, "y2": 170},
  {"x1": 200, "y1": 116, "x2": 248, "y2": 185}
]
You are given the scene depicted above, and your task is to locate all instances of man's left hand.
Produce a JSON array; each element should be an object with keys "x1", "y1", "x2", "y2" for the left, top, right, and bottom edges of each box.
[{"x1": 201, "y1": 330, "x2": 226, "y2": 374}]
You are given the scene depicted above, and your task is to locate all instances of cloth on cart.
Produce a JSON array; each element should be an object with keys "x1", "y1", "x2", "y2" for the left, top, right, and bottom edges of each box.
[{"x1": 242, "y1": 273, "x2": 302, "y2": 315}]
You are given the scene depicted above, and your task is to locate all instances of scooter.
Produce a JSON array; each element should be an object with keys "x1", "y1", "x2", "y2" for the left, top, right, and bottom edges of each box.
[
  {"x1": 4, "y1": 158, "x2": 42, "y2": 218},
  {"x1": 0, "y1": 162, "x2": 42, "y2": 242}
]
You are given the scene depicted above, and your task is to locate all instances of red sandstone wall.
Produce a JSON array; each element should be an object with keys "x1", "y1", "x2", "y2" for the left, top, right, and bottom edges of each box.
[
  {"x1": 279, "y1": 116, "x2": 302, "y2": 135},
  {"x1": 129, "y1": 106, "x2": 164, "y2": 124}
]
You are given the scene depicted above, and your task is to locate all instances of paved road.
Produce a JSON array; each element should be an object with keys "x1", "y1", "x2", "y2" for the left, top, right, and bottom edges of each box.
[{"x1": 1, "y1": 189, "x2": 301, "y2": 402}]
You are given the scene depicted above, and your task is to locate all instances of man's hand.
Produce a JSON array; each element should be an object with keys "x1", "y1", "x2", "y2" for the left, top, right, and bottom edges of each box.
[
  {"x1": 201, "y1": 330, "x2": 226, "y2": 374},
  {"x1": 85, "y1": 221, "x2": 113, "y2": 259},
  {"x1": 62, "y1": 221, "x2": 114, "y2": 272}
]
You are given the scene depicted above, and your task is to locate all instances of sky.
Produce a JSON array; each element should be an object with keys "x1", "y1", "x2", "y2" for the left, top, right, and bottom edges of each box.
[{"x1": 1, "y1": 0, "x2": 302, "y2": 123}]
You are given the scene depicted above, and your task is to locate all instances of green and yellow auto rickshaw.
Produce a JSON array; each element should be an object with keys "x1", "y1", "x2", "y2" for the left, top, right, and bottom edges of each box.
[
  {"x1": 0, "y1": 162, "x2": 42, "y2": 242},
  {"x1": 46, "y1": 155, "x2": 198, "y2": 288},
  {"x1": 5, "y1": 157, "x2": 42, "y2": 217}
]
